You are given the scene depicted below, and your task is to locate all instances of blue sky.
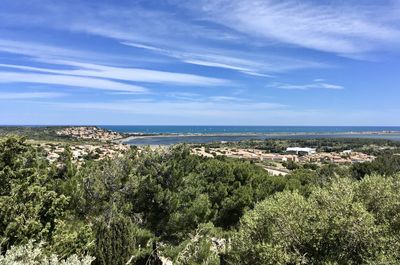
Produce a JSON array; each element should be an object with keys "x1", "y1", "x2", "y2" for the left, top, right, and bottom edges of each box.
[{"x1": 0, "y1": 0, "x2": 400, "y2": 125}]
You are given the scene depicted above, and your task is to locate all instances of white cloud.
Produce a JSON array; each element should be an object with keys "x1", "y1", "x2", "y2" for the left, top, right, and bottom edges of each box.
[
  {"x1": 195, "y1": 0, "x2": 400, "y2": 56},
  {"x1": 0, "y1": 1, "x2": 330, "y2": 79},
  {"x1": 0, "y1": 0, "x2": 241, "y2": 47},
  {"x1": 0, "y1": 39, "x2": 103, "y2": 61},
  {"x1": 166, "y1": 92, "x2": 201, "y2": 101},
  {"x1": 208, "y1": 96, "x2": 248, "y2": 102},
  {"x1": 318, "y1": 83, "x2": 344, "y2": 90},
  {"x1": 123, "y1": 41, "x2": 328, "y2": 76},
  {"x1": 56, "y1": 100, "x2": 287, "y2": 118},
  {"x1": 0, "y1": 60, "x2": 229, "y2": 87},
  {"x1": 268, "y1": 80, "x2": 344, "y2": 90},
  {"x1": 0, "y1": 72, "x2": 147, "y2": 92},
  {"x1": 0, "y1": 92, "x2": 66, "y2": 99}
]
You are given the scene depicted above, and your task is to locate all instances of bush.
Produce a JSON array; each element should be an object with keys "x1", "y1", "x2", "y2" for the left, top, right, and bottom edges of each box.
[
  {"x1": 0, "y1": 241, "x2": 94, "y2": 265},
  {"x1": 228, "y1": 175, "x2": 400, "y2": 264}
]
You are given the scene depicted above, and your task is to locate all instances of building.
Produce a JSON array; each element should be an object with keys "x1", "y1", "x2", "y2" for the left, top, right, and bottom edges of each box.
[
  {"x1": 286, "y1": 147, "x2": 316, "y2": 155},
  {"x1": 341, "y1": 150, "x2": 352, "y2": 155}
]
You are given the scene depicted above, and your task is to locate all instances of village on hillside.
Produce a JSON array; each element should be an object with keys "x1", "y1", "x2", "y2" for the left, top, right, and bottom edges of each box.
[{"x1": 56, "y1": 126, "x2": 124, "y2": 142}]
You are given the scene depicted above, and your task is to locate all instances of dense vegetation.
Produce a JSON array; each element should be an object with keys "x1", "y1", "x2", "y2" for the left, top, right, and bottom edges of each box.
[
  {"x1": 203, "y1": 137, "x2": 400, "y2": 156},
  {"x1": 0, "y1": 126, "x2": 74, "y2": 141},
  {"x1": 1, "y1": 136, "x2": 400, "y2": 264}
]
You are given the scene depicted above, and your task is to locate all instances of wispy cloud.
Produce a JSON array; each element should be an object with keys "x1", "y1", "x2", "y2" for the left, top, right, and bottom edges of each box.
[
  {"x1": 0, "y1": 39, "x2": 97, "y2": 60},
  {"x1": 0, "y1": 92, "x2": 66, "y2": 99},
  {"x1": 1, "y1": 0, "x2": 331, "y2": 77},
  {"x1": 0, "y1": 72, "x2": 147, "y2": 93},
  {"x1": 208, "y1": 96, "x2": 249, "y2": 102},
  {"x1": 123, "y1": 42, "x2": 266, "y2": 76},
  {"x1": 165, "y1": 93, "x2": 260, "y2": 103},
  {"x1": 0, "y1": 0, "x2": 241, "y2": 47},
  {"x1": 56, "y1": 100, "x2": 287, "y2": 119},
  {"x1": 3, "y1": 0, "x2": 400, "y2": 62},
  {"x1": 166, "y1": 92, "x2": 201, "y2": 101},
  {"x1": 0, "y1": 60, "x2": 229, "y2": 87},
  {"x1": 267, "y1": 80, "x2": 344, "y2": 90},
  {"x1": 123, "y1": 42, "x2": 328, "y2": 76},
  {"x1": 194, "y1": 0, "x2": 400, "y2": 56}
]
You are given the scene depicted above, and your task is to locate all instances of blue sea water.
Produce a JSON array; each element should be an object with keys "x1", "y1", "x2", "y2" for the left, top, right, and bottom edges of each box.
[
  {"x1": 101, "y1": 126, "x2": 400, "y2": 135},
  {"x1": 99, "y1": 126, "x2": 400, "y2": 145}
]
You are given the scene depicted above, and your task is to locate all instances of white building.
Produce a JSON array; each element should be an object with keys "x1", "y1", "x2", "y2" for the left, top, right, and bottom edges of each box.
[{"x1": 286, "y1": 147, "x2": 316, "y2": 155}]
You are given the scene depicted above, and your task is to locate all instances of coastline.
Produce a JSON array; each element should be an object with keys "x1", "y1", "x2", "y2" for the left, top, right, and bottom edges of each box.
[{"x1": 117, "y1": 130, "x2": 400, "y2": 144}]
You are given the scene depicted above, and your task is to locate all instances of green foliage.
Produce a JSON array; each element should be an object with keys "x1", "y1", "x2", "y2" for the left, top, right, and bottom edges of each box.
[
  {"x1": 100, "y1": 144, "x2": 278, "y2": 242},
  {"x1": 0, "y1": 137, "x2": 68, "y2": 250},
  {"x1": 0, "y1": 241, "x2": 94, "y2": 265},
  {"x1": 209, "y1": 137, "x2": 400, "y2": 155},
  {"x1": 50, "y1": 219, "x2": 94, "y2": 259},
  {"x1": 351, "y1": 161, "x2": 377, "y2": 179},
  {"x1": 94, "y1": 215, "x2": 153, "y2": 265},
  {"x1": 280, "y1": 164, "x2": 351, "y2": 196},
  {"x1": 2, "y1": 136, "x2": 400, "y2": 264},
  {"x1": 171, "y1": 223, "x2": 223, "y2": 265},
  {"x1": 0, "y1": 126, "x2": 105, "y2": 143},
  {"x1": 282, "y1": 169, "x2": 319, "y2": 195},
  {"x1": 0, "y1": 137, "x2": 93, "y2": 258},
  {"x1": 351, "y1": 154, "x2": 400, "y2": 179},
  {"x1": 53, "y1": 146, "x2": 77, "y2": 180},
  {"x1": 282, "y1": 160, "x2": 300, "y2": 170},
  {"x1": 228, "y1": 175, "x2": 400, "y2": 264}
]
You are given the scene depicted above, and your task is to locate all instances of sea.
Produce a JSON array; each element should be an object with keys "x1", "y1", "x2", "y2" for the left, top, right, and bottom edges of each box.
[{"x1": 99, "y1": 126, "x2": 400, "y2": 145}]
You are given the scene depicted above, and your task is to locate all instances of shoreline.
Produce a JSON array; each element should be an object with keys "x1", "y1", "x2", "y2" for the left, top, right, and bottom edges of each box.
[{"x1": 117, "y1": 130, "x2": 400, "y2": 144}]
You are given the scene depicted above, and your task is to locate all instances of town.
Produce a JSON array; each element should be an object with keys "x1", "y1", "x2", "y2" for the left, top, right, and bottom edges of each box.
[
  {"x1": 192, "y1": 146, "x2": 375, "y2": 164},
  {"x1": 56, "y1": 126, "x2": 124, "y2": 142},
  {"x1": 192, "y1": 146, "x2": 375, "y2": 175},
  {"x1": 48, "y1": 127, "x2": 378, "y2": 173}
]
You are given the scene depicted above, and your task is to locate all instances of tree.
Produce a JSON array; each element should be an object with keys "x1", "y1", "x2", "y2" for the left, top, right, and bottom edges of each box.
[
  {"x1": 351, "y1": 162, "x2": 377, "y2": 180},
  {"x1": 94, "y1": 215, "x2": 153, "y2": 265},
  {"x1": 228, "y1": 176, "x2": 400, "y2": 264},
  {"x1": 0, "y1": 137, "x2": 68, "y2": 251},
  {"x1": 172, "y1": 223, "x2": 223, "y2": 265},
  {"x1": 0, "y1": 240, "x2": 94, "y2": 265},
  {"x1": 282, "y1": 169, "x2": 319, "y2": 196}
]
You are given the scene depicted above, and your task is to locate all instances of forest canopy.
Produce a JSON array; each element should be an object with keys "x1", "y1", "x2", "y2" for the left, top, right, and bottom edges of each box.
[{"x1": 1, "y1": 136, "x2": 400, "y2": 264}]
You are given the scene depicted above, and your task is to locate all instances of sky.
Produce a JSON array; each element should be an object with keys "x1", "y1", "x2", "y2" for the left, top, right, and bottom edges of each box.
[{"x1": 0, "y1": 0, "x2": 400, "y2": 125}]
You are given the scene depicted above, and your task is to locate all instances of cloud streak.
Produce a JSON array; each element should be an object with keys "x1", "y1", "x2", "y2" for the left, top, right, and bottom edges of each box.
[
  {"x1": 1, "y1": 0, "x2": 331, "y2": 77},
  {"x1": 56, "y1": 100, "x2": 287, "y2": 119},
  {"x1": 0, "y1": 72, "x2": 148, "y2": 92},
  {"x1": 0, "y1": 60, "x2": 229, "y2": 87},
  {"x1": 0, "y1": 92, "x2": 66, "y2": 99},
  {"x1": 0, "y1": 39, "x2": 96, "y2": 61},
  {"x1": 123, "y1": 41, "x2": 328, "y2": 76},
  {"x1": 195, "y1": 0, "x2": 400, "y2": 56},
  {"x1": 267, "y1": 80, "x2": 344, "y2": 90}
]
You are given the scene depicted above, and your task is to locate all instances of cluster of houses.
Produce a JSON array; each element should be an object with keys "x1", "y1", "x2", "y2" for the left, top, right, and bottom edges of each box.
[
  {"x1": 299, "y1": 150, "x2": 375, "y2": 164},
  {"x1": 56, "y1": 126, "x2": 123, "y2": 142},
  {"x1": 192, "y1": 146, "x2": 375, "y2": 165},
  {"x1": 39, "y1": 142, "x2": 130, "y2": 165}
]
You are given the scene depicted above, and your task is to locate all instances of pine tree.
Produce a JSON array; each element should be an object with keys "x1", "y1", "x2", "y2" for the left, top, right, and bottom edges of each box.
[{"x1": 94, "y1": 215, "x2": 150, "y2": 265}]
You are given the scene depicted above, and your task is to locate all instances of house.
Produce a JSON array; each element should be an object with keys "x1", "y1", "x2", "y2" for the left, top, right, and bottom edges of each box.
[{"x1": 286, "y1": 147, "x2": 316, "y2": 155}]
